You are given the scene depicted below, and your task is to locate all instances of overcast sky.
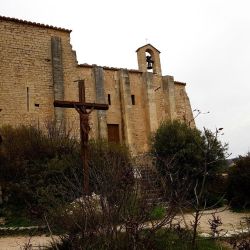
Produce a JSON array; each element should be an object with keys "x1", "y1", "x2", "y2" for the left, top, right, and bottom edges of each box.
[{"x1": 1, "y1": 0, "x2": 250, "y2": 157}]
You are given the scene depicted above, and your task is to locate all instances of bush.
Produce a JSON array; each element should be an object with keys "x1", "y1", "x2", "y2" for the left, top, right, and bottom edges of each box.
[
  {"x1": 47, "y1": 141, "x2": 159, "y2": 249},
  {"x1": 151, "y1": 120, "x2": 227, "y2": 207},
  {"x1": 46, "y1": 228, "x2": 228, "y2": 250},
  {"x1": 88, "y1": 140, "x2": 134, "y2": 205},
  {"x1": 227, "y1": 154, "x2": 250, "y2": 209},
  {"x1": 152, "y1": 120, "x2": 203, "y2": 175},
  {"x1": 0, "y1": 124, "x2": 81, "y2": 219},
  {"x1": 0, "y1": 124, "x2": 137, "y2": 221},
  {"x1": 149, "y1": 205, "x2": 166, "y2": 220}
]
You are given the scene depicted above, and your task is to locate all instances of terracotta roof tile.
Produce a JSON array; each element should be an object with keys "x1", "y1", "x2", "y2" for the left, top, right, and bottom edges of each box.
[{"x1": 0, "y1": 15, "x2": 71, "y2": 33}]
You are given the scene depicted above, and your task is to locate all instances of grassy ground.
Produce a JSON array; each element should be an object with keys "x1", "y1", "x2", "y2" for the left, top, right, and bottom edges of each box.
[
  {"x1": 154, "y1": 229, "x2": 230, "y2": 250},
  {"x1": 44, "y1": 229, "x2": 230, "y2": 250},
  {"x1": 2, "y1": 216, "x2": 37, "y2": 227}
]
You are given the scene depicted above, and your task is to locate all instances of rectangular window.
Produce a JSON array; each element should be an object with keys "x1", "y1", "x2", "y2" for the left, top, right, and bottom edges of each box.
[
  {"x1": 26, "y1": 87, "x2": 29, "y2": 112},
  {"x1": 108, "y1": 94, "x2": 111, "y2": 105},
  {"x1": 131, "y1": 95, "x2": 135, "y2": 105}
]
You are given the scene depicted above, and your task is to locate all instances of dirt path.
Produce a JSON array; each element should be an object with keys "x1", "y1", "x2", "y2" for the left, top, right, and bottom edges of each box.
[
  {"x1": 176, "y1": 208, "x2": 250, "y2": 234},
  {"x1": 0, "y1": 235, "x2": 54, "y2": 250},
  {"x1": 0, "y1": 208, "x2": 249, "y2": 249}
]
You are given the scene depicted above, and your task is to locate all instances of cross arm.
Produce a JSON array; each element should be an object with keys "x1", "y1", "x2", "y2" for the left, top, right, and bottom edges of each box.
[{"x1": 54, "y1": 100, "x2": 109, "y2": 110}]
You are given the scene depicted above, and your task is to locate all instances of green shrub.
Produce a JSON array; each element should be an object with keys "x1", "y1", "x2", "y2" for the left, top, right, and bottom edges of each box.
[
  {"x1": 0, "y1": 124, "x2": 81, "y2": 219},
  {"x1": 227, "y1": 154, "x2": 250, "y2": 210},
  {"x1": 151, "y1": 120, "x2": 227, "y2": 206},
  {"x1": 154, "y1": 229, "x2": 229, "y2": 250},
  {"x1": 149, "y1": 205, "x2": 166, "y2": 220},
  {"x1": 0, "y1": 124, "x2": 135, "y2": 222},
  {"x1": 46, "y1": 229, "x2": 229, "y2": 250}
]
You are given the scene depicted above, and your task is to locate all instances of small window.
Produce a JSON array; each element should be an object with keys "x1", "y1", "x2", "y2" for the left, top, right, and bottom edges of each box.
[
  {"x1": 108, "y1": 94, "x2": 111, "y2": 105},
  {"x1": 26, "y1": 87, "x2": 29, "y2": 112},
  {"x1": 131, "y1": 95, "x2": 135, "y2": 105}
]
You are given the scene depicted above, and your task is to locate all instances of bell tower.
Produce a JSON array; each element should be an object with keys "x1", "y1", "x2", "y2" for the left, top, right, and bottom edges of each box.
[{"x1": 136, "y1": 44, "x2": 162, "y2": 75}]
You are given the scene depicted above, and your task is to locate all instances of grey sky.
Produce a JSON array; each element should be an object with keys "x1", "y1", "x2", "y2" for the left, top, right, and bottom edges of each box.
[{"x1": 1, "y1": 0, "x2": 250, "y2": 157}]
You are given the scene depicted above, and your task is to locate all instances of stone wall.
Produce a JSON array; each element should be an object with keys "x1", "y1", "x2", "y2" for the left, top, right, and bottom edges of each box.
[{"x1": 0, "y1": 17, "x2": 78, "y2": 130}]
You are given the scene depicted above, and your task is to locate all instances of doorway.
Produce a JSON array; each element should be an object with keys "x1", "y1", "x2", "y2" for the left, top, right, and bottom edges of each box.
[{"x1": 107, "y1": 124, "x2": 120, "y2": 143}]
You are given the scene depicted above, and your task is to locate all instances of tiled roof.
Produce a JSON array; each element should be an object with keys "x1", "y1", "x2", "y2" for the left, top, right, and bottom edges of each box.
[{"x1": 0, "y1": 15, "x2": 71, "y2": 32}]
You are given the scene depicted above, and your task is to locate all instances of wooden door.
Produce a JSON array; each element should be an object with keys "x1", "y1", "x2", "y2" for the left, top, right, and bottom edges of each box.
[{"x1": 107, "y1": 124, "x2": 120, "y2": 143}]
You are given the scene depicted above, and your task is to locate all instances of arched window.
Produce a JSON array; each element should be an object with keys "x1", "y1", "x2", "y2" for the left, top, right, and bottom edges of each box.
[{"x1": 145, "y1": 49, "x2": 155, "y2": 73}]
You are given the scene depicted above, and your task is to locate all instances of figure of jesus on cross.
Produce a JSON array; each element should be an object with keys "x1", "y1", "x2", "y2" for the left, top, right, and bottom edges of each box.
[{"x1": 54, "y1": 80, "x2": 109, "y2": 195}]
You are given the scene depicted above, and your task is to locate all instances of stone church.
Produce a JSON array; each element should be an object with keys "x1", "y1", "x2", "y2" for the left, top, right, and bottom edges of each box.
[{"x1": 0, "y1": 16, "x2": 194, "y2": 155}]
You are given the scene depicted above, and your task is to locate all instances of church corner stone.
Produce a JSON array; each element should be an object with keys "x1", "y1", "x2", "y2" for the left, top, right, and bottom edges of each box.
[{"x1": 51, "y1": 36, "x2": 65, "y2": 127}]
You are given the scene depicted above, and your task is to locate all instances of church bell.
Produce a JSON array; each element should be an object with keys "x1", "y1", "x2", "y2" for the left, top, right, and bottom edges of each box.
[{"x1": 146, "y1": 55, "x2": 153, "y2": 69}]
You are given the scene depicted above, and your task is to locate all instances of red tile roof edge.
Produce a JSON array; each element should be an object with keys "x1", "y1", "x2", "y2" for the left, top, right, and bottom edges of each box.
[{"x1": 0, "y1": 15, "x2": 72, "y2": 33}]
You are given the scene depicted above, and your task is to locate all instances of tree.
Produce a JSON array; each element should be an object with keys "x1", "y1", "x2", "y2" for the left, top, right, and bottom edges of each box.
[
  {"x1": 227, "y1": 153, "x2": 250, "y2": 209},
  {"x1": 152, "y1": 120, "x2": 203, "y2": 177},
  {"x1": 152, "y1": 120, "x2": 226, "y2": 201},
  {"x1": 151, "y1": 120, "x2": 228, "y2": 248}
]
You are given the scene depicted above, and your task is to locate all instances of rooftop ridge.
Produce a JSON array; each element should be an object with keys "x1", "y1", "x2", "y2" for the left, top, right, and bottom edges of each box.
[
  {"x1": 78, "y1": 63, "x2": 142, "y2": 73},
  {"x1": 136, "y1": 43, "x2": 161, "y2": 53},
  {"x1": 174, "y1": 80, "x2": 186, "y2": 86},
  {"x1": 0, "y1": 15, "x2": 72, "y2": 33}
]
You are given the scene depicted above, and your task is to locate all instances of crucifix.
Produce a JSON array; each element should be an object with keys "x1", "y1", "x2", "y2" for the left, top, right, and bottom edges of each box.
[{"x1": 54, "y1": 80, "x2": 109, "y2": 195}]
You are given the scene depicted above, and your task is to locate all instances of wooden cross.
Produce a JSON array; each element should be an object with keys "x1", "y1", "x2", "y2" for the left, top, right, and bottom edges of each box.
[
  {"x1": 0, "y1": 109, "x2": 2, "y2": 144},
  {"x1": 54, "y1": 80, "x2": 108, "y2": 195}
]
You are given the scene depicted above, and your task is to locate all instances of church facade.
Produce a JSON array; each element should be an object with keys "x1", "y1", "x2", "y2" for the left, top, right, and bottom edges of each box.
[{"x1": 0, "y1": 16, "x2": 194, "y2": 154}]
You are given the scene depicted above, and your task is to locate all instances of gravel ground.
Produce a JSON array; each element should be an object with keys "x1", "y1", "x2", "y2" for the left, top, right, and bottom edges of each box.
[
  {"x1": 0, "y1": 208, "x2": 249, "y2": 250},
  {"x1": 175, "y1": 207, "x2": 250, "y2": 235},
  {"x1": 0, "y1": 235, "x2": 55, "y2": 250}
]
